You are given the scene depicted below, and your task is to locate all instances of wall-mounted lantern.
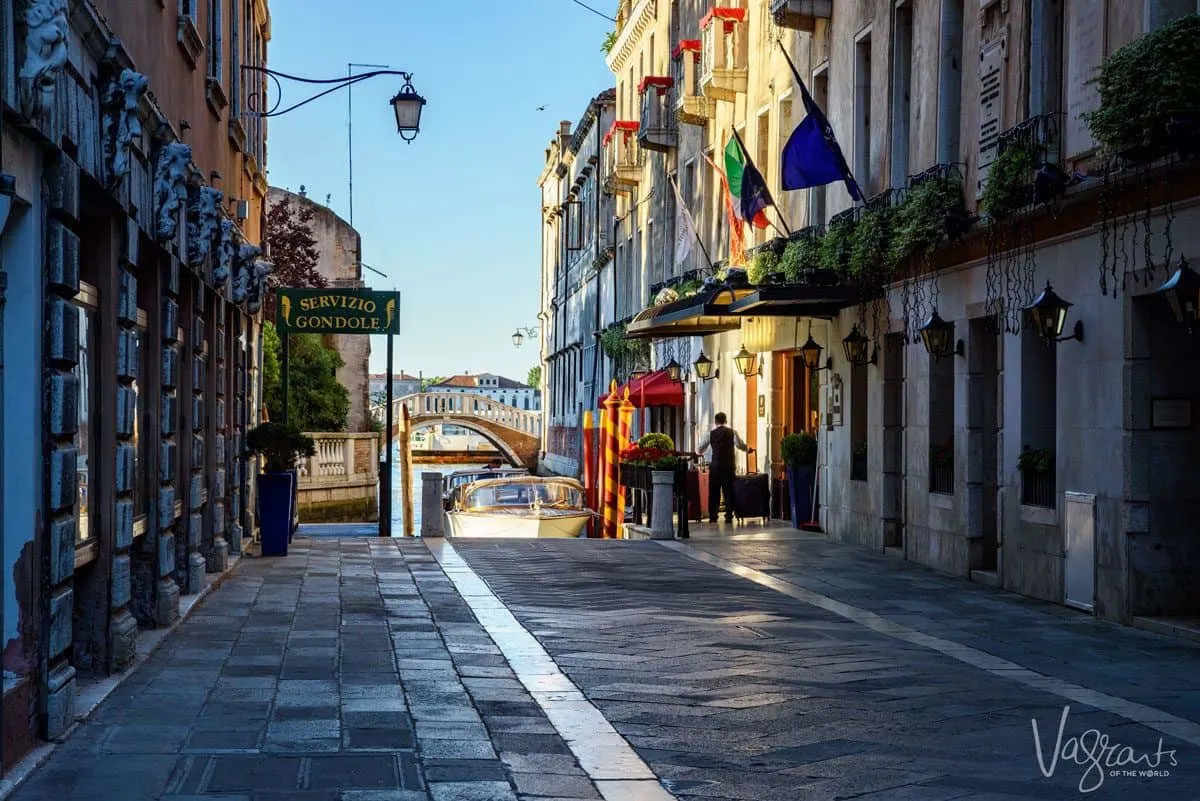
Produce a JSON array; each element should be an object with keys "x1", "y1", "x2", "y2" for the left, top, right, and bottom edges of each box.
[
  {"x1": 664, "y1": 358, "x2": 683, "y2": 382},
  {"x1": 799, "y1": 331, "x2": 833, "y2": 372},
  {"x1": 841, "y1": 323, "x2": 876, "y2": 366},
  {"x1": 1026, "y1": 282, "x2": 1083, "y2": 344},
  {"x1": 1156, "y1": 259, "x2": 1200, "y2": 331},
  {"x1": 733, "y1": 346, "x2": 759, "y2": 378},
  {"x1": 919, "y1": 310, "x2": 964, "y2": 359},
  {"x1": 693, "y1": 352, "x2": 718, "y2": 381}
]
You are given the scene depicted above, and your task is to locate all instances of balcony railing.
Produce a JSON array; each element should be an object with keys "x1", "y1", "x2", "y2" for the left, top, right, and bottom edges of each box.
[
  {"x1": 672, "y1": 40, "x2": 714, "y2": 126},
  {"x1": 638, "y1": 77, "x2": 677, "y2": 153},
  {"x1": 1021, "y1": 468, "x2": 1056, "y2": 508},
  {"x1": 699, "y1": 6, "x2": 748, "y2": 103},
  {"x1": 603, "y1": 121, "x2": 642, "y2": 194},
  {"x1": 770, "y1": 0, "x2": 832, "y2": 31}
]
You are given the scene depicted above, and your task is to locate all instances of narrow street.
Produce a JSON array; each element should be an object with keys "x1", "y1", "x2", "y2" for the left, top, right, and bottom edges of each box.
[{"x1": 9, "y1": 531, "x2": 1199, "y2": 801}]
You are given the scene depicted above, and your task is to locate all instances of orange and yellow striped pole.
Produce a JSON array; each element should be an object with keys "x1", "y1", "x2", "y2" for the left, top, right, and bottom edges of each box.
[
  {"x1": 601, "y1": 380, "x2": 622, "y2": 539},
  {"x1": 615, "y1": 387, "x2": 635, "y2": 538},
  {"x1": 582, "y1": 410, "x2": 596, "y2": 538}
]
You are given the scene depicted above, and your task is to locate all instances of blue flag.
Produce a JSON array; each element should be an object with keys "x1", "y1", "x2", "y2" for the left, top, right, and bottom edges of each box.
[{"x1": 779, "y1": 47, "x2": 863, "y2": 202}]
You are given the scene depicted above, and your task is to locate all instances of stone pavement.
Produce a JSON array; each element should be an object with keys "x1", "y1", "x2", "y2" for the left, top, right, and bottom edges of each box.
[
  {"x1": 450, "y1": 532, "x2": 1200, "y2": 800},
  {"x1": 9, "y1": 529, "x2": 1200, "y2": 801},
  {"x1": 9, "y1": 537, "x2": 602, "y2": 801}
]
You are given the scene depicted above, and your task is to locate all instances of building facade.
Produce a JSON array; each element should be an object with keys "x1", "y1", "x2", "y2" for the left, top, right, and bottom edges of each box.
[
  {"x1": 537, "y1": 90, "x2": 617, "y2": 477},
  {"x1": 430, "y1": 374, "x2": 541, "y2": 410},
  {"x1": 267, "y1": 186, "x2": 371, "y2": 431},
  {"x1": 543, "y1": 0, "x2": 1200, "y2": 627},
  {"x1": 368, "y1": 371, "x2": 422, "y2": 403},
  {"x1": 1, "y1": 0, "x2": 271, "y2": 764}
]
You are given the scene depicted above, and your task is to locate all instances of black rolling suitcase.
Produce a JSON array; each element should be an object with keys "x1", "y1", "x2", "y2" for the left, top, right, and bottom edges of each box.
[{"x1": 733, "y1": 473, "x2": 770, "y2": 523}]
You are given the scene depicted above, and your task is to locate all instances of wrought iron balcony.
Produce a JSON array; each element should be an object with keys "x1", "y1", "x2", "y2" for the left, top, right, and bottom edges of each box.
[
  {"x1": 638, "y1": 77, "x2": 677, "y2": 153},
  {"x1": 769, "y1": 0, "x2": 832, "y2": 32},
  {"x1": 699, "y1": 7, "x2": 748, "y2": 103}
]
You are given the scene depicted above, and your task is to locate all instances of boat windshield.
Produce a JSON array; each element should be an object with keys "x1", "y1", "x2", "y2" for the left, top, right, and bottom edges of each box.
[{"x1": 463, "y1": 479, "x2": 584, "y2": 510}]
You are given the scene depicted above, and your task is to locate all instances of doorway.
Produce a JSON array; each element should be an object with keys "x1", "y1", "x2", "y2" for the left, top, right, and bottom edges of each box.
[
  {"x1": 968, "y1": 317, "x2": 999, "y2": 572},
  {"x1": 882, "y1": 334, "x2": 905, "y2": 549}
]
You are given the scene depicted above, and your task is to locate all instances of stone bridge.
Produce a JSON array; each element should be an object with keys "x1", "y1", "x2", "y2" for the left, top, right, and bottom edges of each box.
[{"x1": 374, "y1": 392, "x2": 542, "y2": 468}]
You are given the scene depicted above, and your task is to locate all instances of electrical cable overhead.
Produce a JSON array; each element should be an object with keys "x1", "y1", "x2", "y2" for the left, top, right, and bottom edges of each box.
[{"x1": 568, "y1": 0, "x2": 616, "y2": 22}]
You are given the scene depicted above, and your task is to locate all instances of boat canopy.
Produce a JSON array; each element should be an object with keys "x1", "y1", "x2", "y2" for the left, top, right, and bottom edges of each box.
[{"x1": 462, "y1": 477, "x2": 585, "y2": 511}]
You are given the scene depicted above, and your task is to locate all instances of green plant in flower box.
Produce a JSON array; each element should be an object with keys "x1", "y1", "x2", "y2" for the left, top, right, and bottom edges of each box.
[
  {"x1": 1017, "y1": 446, "x2": 1054, "y2": 474},
  {"x1": 819, "y1": 216, "x2": 856, "y2": 276},
  {"x1": 890, "y1": 178, "x2": 968, "y2": 265},
  {"x1": 1085, "y1": 14, "x2": 1200, "y2": 161},
  {"x1": 780, "y1": 234, "x2": 821, "y2": 283},
  {"x1": 848, "y1": 205, "x2": 895, "y2": 280},
  {"x1": 980, "y1": 141, "x2": 1039, "y2": 219},
  {"x1": 747, "y1": 246, "x2": 780, "y2": 285}
]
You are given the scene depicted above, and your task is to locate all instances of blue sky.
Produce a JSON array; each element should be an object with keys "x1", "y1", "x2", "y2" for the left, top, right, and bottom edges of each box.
[{"x1": 266, "y1": 1, "x2": 616, "y2": 384}]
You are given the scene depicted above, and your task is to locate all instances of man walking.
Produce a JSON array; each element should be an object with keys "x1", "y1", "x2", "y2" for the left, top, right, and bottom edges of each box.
[{"x1": 694, "y1": 412, "x2": 753, "y2": 523}]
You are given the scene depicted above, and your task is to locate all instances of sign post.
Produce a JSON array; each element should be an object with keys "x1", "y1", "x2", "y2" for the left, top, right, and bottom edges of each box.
[{"x1": 276, "y1": 288, "x2": 401, "y2": 538}]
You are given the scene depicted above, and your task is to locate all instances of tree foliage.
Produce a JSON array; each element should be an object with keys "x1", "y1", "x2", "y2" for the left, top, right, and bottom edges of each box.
[
  {"x1": 264, "y1": 195, "x2": 327, "y2": 320},
  {"x1": 262, "y1": 322, "x2": 350, "y2": 432},
  {"x1": 526, "y1": 365, "x2": 541, "y2": 389}
]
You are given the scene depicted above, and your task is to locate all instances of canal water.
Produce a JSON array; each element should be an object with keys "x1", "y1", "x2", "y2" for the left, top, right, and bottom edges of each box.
[{"x1": 388, "y1": 447, "x2": 487, "y2": 536}]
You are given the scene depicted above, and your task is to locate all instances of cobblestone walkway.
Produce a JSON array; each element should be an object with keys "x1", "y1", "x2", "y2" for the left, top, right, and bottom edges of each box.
[{"x1": 10, "y1": 538, "x2": 600, "y2": 801}]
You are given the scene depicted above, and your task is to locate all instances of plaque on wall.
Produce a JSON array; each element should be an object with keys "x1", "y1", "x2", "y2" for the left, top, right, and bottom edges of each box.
[
  {"x1": 1151, "y1": 397, "x2": 1192, "y2": 429},
  {"x1": 757, "y1": 394, "x2": 766, "y2": 416},
  {"x1": 829, "y1": 374, "x2": 844, "y2": 428}
]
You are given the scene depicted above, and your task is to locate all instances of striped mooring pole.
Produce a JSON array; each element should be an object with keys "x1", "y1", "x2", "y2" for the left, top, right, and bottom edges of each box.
[
  {"x1": 601, "y1": 381, "x2": 623, "y2": 539},
  {"x1": 582, "y1": 410, "x2": 596, "y2": 538}
]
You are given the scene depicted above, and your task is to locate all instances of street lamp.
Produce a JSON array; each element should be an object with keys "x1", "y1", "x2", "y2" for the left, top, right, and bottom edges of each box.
[
  {"x1": 919, "y1": 309, "x2": 965, "y2": 359},
  {"x1": 693, "y1": 351, "x2": 717, "y2": 381},
  {"x1": 390, "y1": 77, "x2": 426, "y2": 141},
  {"x1": 1156, "y1": 258, "x2": 1200, "y2": 331},
  {"x1": 1026, "y1": 282, "x2": 1084, "y2": 344},
  {"x1": 512, "y1": 326, "x2": 539, "y2": 348}
]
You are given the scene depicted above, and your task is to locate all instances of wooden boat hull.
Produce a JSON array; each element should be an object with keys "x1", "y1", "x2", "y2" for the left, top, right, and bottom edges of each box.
[{"x1": 446, "y1": 510, "x2": 591, "y2": 539}]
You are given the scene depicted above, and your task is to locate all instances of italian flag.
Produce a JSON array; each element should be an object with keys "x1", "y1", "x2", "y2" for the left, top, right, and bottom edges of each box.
[{"x1": 723, "y1": 136, "x2": 770, "y2": 229}]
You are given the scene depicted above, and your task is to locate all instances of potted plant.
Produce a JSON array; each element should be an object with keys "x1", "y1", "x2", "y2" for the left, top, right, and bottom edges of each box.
[
  {"x1": 780, "y1": 431, "x2": 817, "y2": 529},
  {"x1": 980, "y1": 140, "x2": 1040, "y2": 220},
  {"x1": 780, "y1": 231, "x2": 826, "y2": 285},
  {"x1": 747, "y1": 238, "x2": 785, "y2": 285},
  {"x1": 819, "y1": 215, "x2": 856, "y2": 277},
  {"x1": 246, "y1": 422, "x2": 315, "y2": 556},
  {"x1": 890, "y1": 176, "x2": 970, "y2": 267},
  {"x1": 848, "y1": 205, "x2": 895, "y2": 286}
]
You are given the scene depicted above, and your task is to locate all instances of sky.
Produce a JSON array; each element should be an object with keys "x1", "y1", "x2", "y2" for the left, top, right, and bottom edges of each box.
[{"x1": 265, "y1": 0, "x2": 616, "y2": 384}]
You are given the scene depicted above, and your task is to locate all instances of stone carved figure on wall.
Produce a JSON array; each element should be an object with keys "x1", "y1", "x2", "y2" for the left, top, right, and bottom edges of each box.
[
  {"x1": 213, "y1": 218, "x2": 236, "y2": 288},
  {"x1": 246, "y1": 259, "x2": 274, "y2": 313},
  {"x1": 232, "y1": 243, "x2": 261, "y2": 304},
  {"x1": 19, "y1": 0, "x2": 69, "y2": 118},
  {"x1": 102, "y1": 69, "x2": 149, "y2": 187},
  {"x1": 154, "y1": 142, "x2": 192, "y2": 243},
  {"x1": 187, "y1": 187, "x2": 224, "y2": 268}
]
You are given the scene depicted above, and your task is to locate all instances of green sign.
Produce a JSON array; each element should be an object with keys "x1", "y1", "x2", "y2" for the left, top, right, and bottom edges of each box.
[{"x1": 276, "y1": 288, "x2": 400, "y2": 335}]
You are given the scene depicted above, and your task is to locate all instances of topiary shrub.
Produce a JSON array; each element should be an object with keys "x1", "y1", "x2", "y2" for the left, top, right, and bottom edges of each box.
[
  {"x1": 637, "y1": 432, "x2": 675, "y2": 451},
  {"x1": 780, "y1": 431, "x2": 817, "y2": 465},
  {"x1": 246, "y1": 422, "x2": 316, "y2": 474}
]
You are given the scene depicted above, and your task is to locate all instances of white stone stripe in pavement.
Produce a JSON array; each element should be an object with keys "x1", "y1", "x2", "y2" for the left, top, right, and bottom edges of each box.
[
  {"x1": 424, "y1": 538, "x2": 677, "y2": 801},
  {"x1": 660, "y1": 540, "x2": 1200, "y2": 748}
]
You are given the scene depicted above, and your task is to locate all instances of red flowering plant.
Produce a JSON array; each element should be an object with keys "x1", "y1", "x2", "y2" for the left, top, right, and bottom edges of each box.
[{"x1": 620, "y1": 433, "x2": 688, "y2": 470}]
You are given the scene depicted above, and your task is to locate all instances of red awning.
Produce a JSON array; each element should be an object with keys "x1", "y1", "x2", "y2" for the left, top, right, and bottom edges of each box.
[{"x1": 600, "y1": 369, "x2": 684, "y2": 408}]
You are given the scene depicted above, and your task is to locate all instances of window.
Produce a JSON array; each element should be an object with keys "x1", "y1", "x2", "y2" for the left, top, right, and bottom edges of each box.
[
  {"x1": 809, "y1": 67, "x2": 830, "y2": 226},
  {"x1": 133, "y1": 315, "x2": 149, "y2": 535},
  {"x1": 891, "y1": 2, "x2": 914, "y2": 188},
  {"x1": 1145, "y1": 0, "x2": 1199, "y2": 31},
  {"x1": 853, "y1": 33, "x2": 872, "y2": 194},
  {"x1": 1030, "y1": 0, "x2": 1064, "y2": 117},
  {"x1": 1020, "y1": 318, "x2": 1057, "y2": 507},
  {"x1": 937, "y1": 0, "x2": 965, "y2": 164},
  {"x1": 181, "y1": 0, "x2": 197, "y2": 20},
  {"x1": 756, "y1": 111, "x2": 770, "y2": 247},
  {"x1": 928, "y1": 328, "x2": 956, "y2": 494},
  {"x1": 207, "y1": 0, "x2": 224, "y2": 83},
  {"x1": 850, "y1": 362, "x2": 868, "y2": 481},
  {"x1": 75, "y1": 284, "x2": 99, "y2": 548}
]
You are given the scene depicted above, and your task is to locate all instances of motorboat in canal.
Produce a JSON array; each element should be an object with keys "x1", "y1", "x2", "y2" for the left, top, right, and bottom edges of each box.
[
  {"x1": 446, "y1": 476, "x2": 593, "y2": 539},
  {"x1": 442, "y1": 466, "x2": 528, "y2": 511}
]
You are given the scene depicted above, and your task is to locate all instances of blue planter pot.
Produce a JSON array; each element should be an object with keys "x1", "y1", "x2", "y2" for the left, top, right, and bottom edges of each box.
[
  {"x1": 258, "y1": 472, "x2": 294, "y2": 557},
  {"x1": 785, "y1": 463, "x2": 817, "y2": 529}
]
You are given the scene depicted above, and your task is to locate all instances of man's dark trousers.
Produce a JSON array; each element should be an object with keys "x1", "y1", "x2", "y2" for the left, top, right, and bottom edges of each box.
[{"x1": 708, "y1": 465, "x2": 736, "y2": 522}]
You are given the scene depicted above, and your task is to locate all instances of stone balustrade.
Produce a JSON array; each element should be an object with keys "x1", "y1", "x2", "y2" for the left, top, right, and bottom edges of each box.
[{"x1": 296, "y1": 433, "x2": 380, "y2": 522}]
